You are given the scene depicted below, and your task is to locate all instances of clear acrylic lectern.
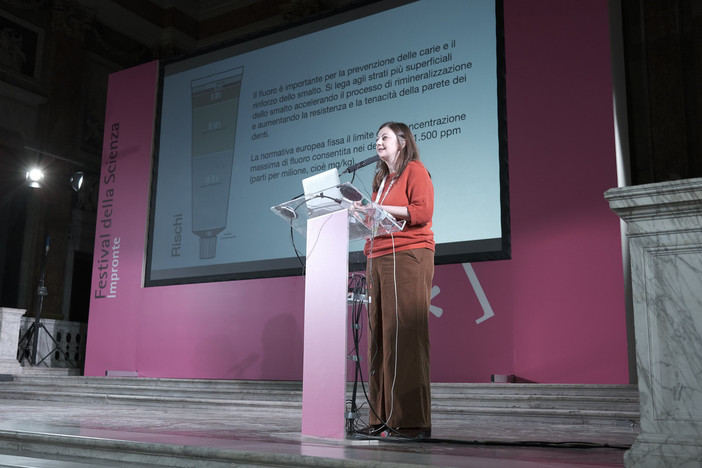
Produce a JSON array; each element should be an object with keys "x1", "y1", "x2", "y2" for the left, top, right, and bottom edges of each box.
[
  {"x1": 271, "y1": 182, "x2": 405, "y2": 439},
  {"x1": 271, "y1": 182, "x2": 405, "y2": 240}
]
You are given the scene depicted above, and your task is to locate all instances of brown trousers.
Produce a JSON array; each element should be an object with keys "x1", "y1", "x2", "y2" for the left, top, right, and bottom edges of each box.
[{"x1": 366, "y1": 248, "x2": 434, "y2": 430}]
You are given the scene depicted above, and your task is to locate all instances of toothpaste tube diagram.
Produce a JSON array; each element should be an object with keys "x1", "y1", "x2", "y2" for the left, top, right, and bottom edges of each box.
[{"x1": 190, "y1": 67, "x2": 244, "y2": 259}]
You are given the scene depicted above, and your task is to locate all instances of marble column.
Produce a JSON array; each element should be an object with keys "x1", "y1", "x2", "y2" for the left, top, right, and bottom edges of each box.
[
  {"x1": 605, "y1": 178, "x2": 702, "y2": 468},
  {"x1": 0, "y1": 307, "x2": 25, "y2": 375}
]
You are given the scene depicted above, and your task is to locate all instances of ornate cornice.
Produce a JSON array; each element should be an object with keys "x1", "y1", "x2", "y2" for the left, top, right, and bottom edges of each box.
[
  {"x1": 0, "y1": 0, "x2": 47, "y2": 10},
  {"x1": 51, "y1": 0, "x2": 95, "y2": 42}
]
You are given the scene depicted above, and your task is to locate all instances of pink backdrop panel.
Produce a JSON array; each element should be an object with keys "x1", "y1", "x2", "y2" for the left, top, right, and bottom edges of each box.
[
  {"x1": 503, "y1": 0, "x2": 628, "y2": 383},
  {"x1": 85, "y1": 0, "x2": 629, "y2": 385},
  {"x1": 135, "y1": 276, "x2": 305, "y2": 379},
  {"x1": 84, "y1": 61, "x2": 159, "y2": 376},
  {"x1": 430, "y1": 262, "x2": 515, "y2": 383},
  {"x1": 83, "y1": 61, "x2": 307, "y2": 380}
]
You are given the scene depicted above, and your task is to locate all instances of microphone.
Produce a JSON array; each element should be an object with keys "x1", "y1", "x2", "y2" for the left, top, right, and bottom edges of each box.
[
  {"x1": 339, "y1": 185, "x2": 369, "y2": 205},
  {"x1": 318, "y1": 192, "x2": 343, "y2": 204},
  {"x1": 341, "y1": 155, "x2": 379, "y2": 174},
  {"x1": 274, "y1": 205, "x2": 298, "y2": 219}
]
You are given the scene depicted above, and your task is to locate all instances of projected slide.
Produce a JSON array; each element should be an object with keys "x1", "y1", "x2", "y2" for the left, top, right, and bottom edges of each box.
[
  {"x1": 190, "y1": 67, "x2": 243, "y2": 259},
  {"x1": 147, "y1": 0, "x2": 507, "y2": 284}
]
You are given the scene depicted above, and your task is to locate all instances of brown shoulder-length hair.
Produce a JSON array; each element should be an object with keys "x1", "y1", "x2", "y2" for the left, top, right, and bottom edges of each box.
[{"x1": 372, "y1": 122, "x2": 421, "y2": 193}]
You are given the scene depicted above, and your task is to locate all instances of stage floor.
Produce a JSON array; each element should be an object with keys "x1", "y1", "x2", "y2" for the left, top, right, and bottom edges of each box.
[{"x1": 0, "y1": 397, "x2": 634, "y2": 467}]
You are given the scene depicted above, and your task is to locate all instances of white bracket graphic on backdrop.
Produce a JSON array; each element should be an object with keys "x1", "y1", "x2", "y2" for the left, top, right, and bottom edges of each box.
[
  {"x1": 463, "y1": 263, "x2": 495, "y2": 324},
  {"x1": 430, "y1": 286, "x2": 442, "y2": 317},
  {"x1": 429, "y1": 263, "x2": 495, "y2": 324}
]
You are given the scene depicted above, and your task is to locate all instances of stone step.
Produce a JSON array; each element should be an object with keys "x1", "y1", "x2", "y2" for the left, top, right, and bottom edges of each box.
[
  {"x1": 0, "y1": 375, "x2": 638, "y2": 402},
  {"x1": 433, "y1": 392, "x2": 639, "y2": 411},
  {"x1": 0, "y1": 389, "x2": 303, "y2": 411},
  {"x1": 18, "y1": 366, "x2": 82, "y2": 377},
  {"x1": 0, "y1": 430, "x2": 339, "y2": 468},
  {"x1": 12, "y1": 374, "x2": 303, "y2": 391},
  {"x1": 430, "y1": 406, "x2": 639, "y2": 427},
  {"x1": 431, "y1": 382, "x2": 639, "y2": 397},
  {"x1": 0, "y1": 450, "x2": 155, "y2": 468},
  {"x1": 2, "y1": 381, "x2": 639, "y2": 410},
  {"x1": 0, "y1": 376, "x2": 639, "y2": 468},
  {"x1": 8, "y1": 375, "x2": 639, "y2": 394},
  {"x1": 0, "y1": 376, "x2": 639, "y2": 427},
  {"x1": 0, "y1": 389, "x2": 638, "y2": 428},
  {"x1": 5, "y1": 380, "x2": 302, "y2": 401}
]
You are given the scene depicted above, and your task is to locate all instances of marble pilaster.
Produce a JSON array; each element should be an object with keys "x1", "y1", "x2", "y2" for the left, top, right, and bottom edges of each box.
[
  {"x1": 0, "y1": 307, "x2": 25, "y2": 375},
  {"x1": 606, "y1": 178, "x2": 702, "y2": 467}
]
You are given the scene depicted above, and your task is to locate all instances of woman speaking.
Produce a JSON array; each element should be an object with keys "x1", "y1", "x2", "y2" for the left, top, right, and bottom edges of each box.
[{"x1": 362, "y1": 121, "x2": 434, "y2": 439}]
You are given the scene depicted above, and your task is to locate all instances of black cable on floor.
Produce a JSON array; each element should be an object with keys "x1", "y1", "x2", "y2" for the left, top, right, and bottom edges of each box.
[{"x1": 350, "y1": 433, "x2": 630, "y2": 450}]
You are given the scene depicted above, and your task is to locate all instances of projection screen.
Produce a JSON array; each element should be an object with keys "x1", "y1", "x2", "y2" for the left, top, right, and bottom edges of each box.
[{"x1": 145, "y1": 0, "x2": 508, "y2": 285}]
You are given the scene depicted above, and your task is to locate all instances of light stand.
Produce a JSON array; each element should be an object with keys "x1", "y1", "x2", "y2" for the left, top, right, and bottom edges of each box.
[
  {"x1": 17, "y1": 232, "x2": 71, "y2": 366},
  {"x1": 16, "y1": 168, "x2": 76, "y2": 366},
  {"x1": 15, "y1": 156, "x2": 89, "y2": 367}
]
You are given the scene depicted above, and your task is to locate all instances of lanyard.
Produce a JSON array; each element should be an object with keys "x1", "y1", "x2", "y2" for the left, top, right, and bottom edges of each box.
[{"x1": 374, "y1": 174, "x2": 396, "y2": 205}]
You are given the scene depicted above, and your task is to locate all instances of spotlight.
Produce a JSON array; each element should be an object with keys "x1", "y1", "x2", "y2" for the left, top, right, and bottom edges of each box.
[
  {"x1": 70, "y1": 171, "x2": 84, "y2": 192},
  {"x1": 26, "y1": 168, "x2": 44, "y2": 188}
]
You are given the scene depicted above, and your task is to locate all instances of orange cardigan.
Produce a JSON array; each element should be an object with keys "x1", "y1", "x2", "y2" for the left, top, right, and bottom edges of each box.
[{"x1": 364, "y1": 160, "x2": 435, "y2": 259}]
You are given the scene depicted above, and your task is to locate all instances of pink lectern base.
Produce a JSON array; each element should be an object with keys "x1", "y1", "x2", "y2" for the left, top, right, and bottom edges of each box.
[{"x1": 301, "y1": 210, "x2": 350, "y2": 439}]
